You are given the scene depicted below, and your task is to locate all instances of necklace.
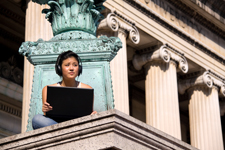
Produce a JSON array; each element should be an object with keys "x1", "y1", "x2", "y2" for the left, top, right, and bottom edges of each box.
[{"x1": 60, "y1": 81, "x2": 78, "y2": 87}]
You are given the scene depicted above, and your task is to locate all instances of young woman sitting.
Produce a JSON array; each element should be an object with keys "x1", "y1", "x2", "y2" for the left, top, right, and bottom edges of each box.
[{"x1": 32, "y1": 50, "x2": 97, "y2": 130}]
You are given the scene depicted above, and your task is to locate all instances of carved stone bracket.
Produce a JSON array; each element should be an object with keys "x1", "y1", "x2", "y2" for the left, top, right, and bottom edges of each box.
[
  {"x1": 178, "y1": 70, "x2": 225, "y2": 96},
  {"x1": 98, "y1": 10, "x2": 140, "y2": 44},
  {"x1": 132, "y1": 44, "x2": 188, "y2": 73}
]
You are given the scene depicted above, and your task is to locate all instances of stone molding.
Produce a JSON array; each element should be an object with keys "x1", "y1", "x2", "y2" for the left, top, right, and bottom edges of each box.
[
  {"x1": 187, "y1": 0, "x2": 225, "y2": 21},
  {"x1": 0, "y1": 109, "x2": 198, "y2": 150},
  {"x1": 178, "y1": 71, "x2": 225, "y2": 96},
  {"x1": 123, "y1": 0, "x2": 225, "y2": 66},
  {"x1": 142, "y1": 0, "x2": 225, "y2": 40},
  {"x1": 98, "y1": 10, "x2": 140, "y2": 44},
  {"x1": 0, "y1": 5, "x2": 25, "y2": 26},
  {"x1": 0, "y1": 27, "x2": 24, "y2": 45},
  {"x1": 165, "y1": 0, "x2": 225, "y2": 39},
  {"x1": 0, "y1": 100, "x2": 22, "y2": 118},
  {"x1": 132, "y1": 44, "x2": 188, "y2": 73},
  {"x1": 0, "y1": 77, "x2": 23, "y2": 101}
]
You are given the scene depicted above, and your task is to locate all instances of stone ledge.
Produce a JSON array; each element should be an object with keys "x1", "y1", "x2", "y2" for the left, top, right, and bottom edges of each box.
[{"x1": 0, "y1": 109, "x2": 198, "y2": 150}]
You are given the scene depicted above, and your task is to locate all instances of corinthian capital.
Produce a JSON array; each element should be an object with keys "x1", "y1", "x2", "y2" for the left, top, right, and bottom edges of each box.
[
  {"x1": 132, "y1": 44, "x2": 188, "y2": 73},
  {"x1": 178, "y1": 70, "x2": 225, "y2": 96},
  {"x1": 98, "y1": 11, "x2": 140, "y2": 44}
]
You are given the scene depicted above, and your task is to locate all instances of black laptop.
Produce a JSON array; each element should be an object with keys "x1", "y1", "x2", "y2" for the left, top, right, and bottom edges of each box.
[{"x1": 45, "y1": 86, "x2": 94, "y2": 123}]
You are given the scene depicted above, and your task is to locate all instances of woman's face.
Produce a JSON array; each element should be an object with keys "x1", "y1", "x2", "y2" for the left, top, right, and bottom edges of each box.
[{"x1": 61, "y1": 57, "x2": 79, "y2": 79}]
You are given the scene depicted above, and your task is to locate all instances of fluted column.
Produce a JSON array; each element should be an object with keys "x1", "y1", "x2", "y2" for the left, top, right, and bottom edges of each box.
[
  {"x1": 133, "y1": 44, "x2": 188, "y2": 139},
  {"x1": 110, "y1": 29, "x2": 129, "y2": 114},
  {"x1": 22, "y1": 0, "x2": 52, "y2": 132},
  {"x1": 179, "y1": 71, "x2": 224, "y2": 150},
  {"x1": 98, "y1": 10, "x2": 140, "y2": 115},
  {"x1": 146, "y1": 60, "x2": 181, "y2": 138}
]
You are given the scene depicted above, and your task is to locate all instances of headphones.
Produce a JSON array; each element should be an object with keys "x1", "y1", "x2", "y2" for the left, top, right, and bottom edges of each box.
[{"x1": 55, "y1": 51, "x2": 82, "y2": 77}]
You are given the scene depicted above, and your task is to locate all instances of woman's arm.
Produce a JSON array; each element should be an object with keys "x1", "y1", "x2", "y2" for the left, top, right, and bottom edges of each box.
[{"x1": 80, "y1": 83, "x2": 97, "y2": 115}]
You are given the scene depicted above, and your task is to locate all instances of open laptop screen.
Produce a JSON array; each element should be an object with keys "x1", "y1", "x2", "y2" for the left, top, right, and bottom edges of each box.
[{"x1": 45, "y1": 86, "x2": 94, "y2": 123}]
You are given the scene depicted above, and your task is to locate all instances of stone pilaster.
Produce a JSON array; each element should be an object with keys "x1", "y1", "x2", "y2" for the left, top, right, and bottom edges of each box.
[
  {"x1": 22, "y1": 1, "x2": 52, "y2": 132},
  {"x1": 179, "y1": 71, "x2": 224, "y2": 150},
  {"x1": 98, "y1": 10, "x2": 140, "y2": 115},
  {"x1": 133, "y1": 44, "x2": 188, "y2": 139}
]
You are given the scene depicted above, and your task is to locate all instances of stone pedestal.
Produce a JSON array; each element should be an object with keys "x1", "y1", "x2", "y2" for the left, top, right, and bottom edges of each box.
[
  {"x1": 22, "y1": 1, "x2": 52, "y2": 133},
  {"x1": 0, "y1": 109, "x2": 198, "y2": 150},
  {"x1": 145, "y1": 60, "x2": 181, "y2": 139},
  {"x1": 188, "y1": 86, "x2": 224, "y2": 150}
]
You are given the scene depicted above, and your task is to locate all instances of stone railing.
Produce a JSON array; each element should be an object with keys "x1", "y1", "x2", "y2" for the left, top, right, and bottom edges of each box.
[{"x1": 0, "y1": 109, "x2": 198, "y2": 150}]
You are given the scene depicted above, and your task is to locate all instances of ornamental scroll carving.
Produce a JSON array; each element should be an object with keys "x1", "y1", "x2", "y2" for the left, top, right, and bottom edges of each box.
[
  {"x1": 178, "y1": 71, "x2": 225, "y2": 96},
  {"x1": 98, "y1": 10, "x2": 140, "y2": 44},
  {"x1": 132, "y1": 44, "x2": 188, "y2": 73}
]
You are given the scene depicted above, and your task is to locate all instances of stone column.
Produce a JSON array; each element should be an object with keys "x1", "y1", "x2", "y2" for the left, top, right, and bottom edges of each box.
[
  {"x1": 98, "y1": 10, "x2": 140, "y2": 115},
  {"x1": 110, "y1": 28, "x2": 129, "y2": 114},
  {"x1": 22, "y1": 0, "x2": 52, "y2": 132},
  {"x1": 179, "y1": 71, "x2": 225, "y2": 150},
  {"x1": 133, "y1": 44, "x2": 188, "y2": 139}
]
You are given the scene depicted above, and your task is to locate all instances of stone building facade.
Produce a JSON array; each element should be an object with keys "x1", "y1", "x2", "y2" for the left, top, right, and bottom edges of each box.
[{"x1": 0, "y1": 0, "x2": 225, "y2": 150}]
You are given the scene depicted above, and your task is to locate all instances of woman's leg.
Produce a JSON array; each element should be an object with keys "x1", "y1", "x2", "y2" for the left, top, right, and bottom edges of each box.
[{"x1": 32, "y1": 114, "x2": 58, "y2": 129}]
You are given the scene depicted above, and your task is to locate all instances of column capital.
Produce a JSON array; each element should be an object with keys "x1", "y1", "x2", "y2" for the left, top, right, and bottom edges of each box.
[
  {"x1": 178, "y1": 70, "x2": 225, "y2": 96},
  {"x1": 98, "y1": 10, "x2": 140, "y2": 44},
  {"x1": 132, "y1": 44, "x2": 188, "y2": 73}
]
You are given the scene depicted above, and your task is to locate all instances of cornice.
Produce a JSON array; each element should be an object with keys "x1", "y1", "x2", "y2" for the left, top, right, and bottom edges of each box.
[
  {"x1": 124, "y1": 0, "x2": 225, "y2": 66},
  {"x1": 188, "y1": 0, "x2": 225, "y2": 20},
  {"x1": 166, "y1": 0, "x2": 225, "y2": 40},
  {"x1": 0, "y1": 5, "x2": 25, "y2": 26},
  {"x1": 0, "y1": 100, "x2": 22, "y2": 118},
  {"x1": 0, "y1": 27, "x2": 24, "y2": 45},
  {"x1": 111, "y1": 9, "x2": 136, "y2": 26},
  {"x1": 0, "y1": 77, "x2": 23, "y2": 101}
]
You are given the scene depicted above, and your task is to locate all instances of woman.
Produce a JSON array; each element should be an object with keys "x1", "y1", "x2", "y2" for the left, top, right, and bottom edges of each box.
[{"x1": 32, "y1": 50, "x2": 97, "y2": 130}]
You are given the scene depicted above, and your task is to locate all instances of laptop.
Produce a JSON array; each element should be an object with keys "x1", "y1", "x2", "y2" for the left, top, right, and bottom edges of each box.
[{"x1": 45, "y1": 86, "x2": 94, "y2": 123}]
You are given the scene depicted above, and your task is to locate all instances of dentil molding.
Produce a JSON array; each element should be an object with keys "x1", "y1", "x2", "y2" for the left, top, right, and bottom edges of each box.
[
  {"x1": 98, "y1": 9, "x2": 140, "y2": 44},
  {"x1": 132, "y1": 44, "x2": 188, "y2": 73}
]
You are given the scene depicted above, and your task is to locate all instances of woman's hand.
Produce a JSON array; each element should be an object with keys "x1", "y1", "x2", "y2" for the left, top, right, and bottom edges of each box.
[
  {"x1": 91, "y1": 111, "x2": 97, "y2": 115},
  {"x1": 42, "y1": 102, "x2": 53, "y2": 113}
]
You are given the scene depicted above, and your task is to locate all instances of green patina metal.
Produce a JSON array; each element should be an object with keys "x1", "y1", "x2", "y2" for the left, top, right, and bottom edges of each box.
[{"x1": 19, "y1": 0, "x2": 122, "y2": 131}]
